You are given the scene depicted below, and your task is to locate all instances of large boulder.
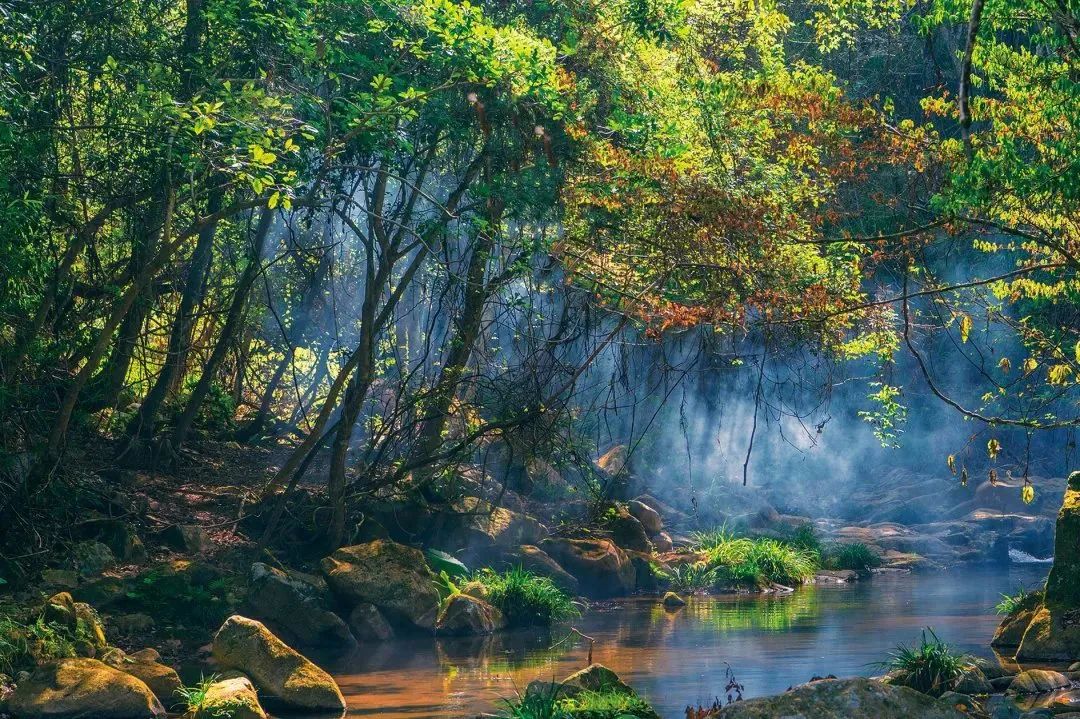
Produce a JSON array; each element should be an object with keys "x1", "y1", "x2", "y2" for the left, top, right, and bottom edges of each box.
[
  {"x1": 321, "y1": 540, "x2": 440, "y2": 629},
  {"x1": 992, "y1": 606, "x2": 1038, "y2": 648},
  {"x1": 607, "y1": 506, "x2": 653, "y2": 554},
  {"x1": 43, "y1": 592, "x2": 107, "y2": 657},
  {"x1": 191, "y1": 673, "x2": 266, "y2": 719},
  {"x1": 560, "y1": 664, "x2": 635, "y2": 696},
  {"x1": 244, "y1": 562, "x2": 357, "y2": 652},
  {"x1": 712, "y1": 678, "x2": 966, "y2": 718},
  {"x1": 627, "y1": 499, "x2": 663, "y2": 536},
  {"x1": 435, "y1": 594, "x2": 506, "y2": 635},
  {"x1": 7, "y1": 658, "x2": 165, "y2": 718},
  {"x1": 212, "y1": 615, "x2": 345, "y2": 712},
  {"x1": 510, "y1": 545, "x2": 579, "y2": 594},
  {"x1": 540, "y1": 538, "x2": 636, "y2": 597},
  {"x1": 1016, "y1": 606, "x2": 1080, "y2": 661},
  {"x1": 441, "y1": 497, "x2": 547, "y2": 557}
]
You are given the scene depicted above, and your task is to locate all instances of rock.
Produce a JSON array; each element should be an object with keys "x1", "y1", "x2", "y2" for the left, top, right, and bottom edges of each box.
[
  {"x1": 990, "y1": 675, "x2": 1015, "y2": 691},
  {"x1": 1070, "y1": 662, "x2": 1080, "y2": 671},
  {"x1": 1016, "y1": 606, "x2": 1080, "y2": 661},
  {"x1": 39, "y1": 569, "x2": 80, "y2": 589},
  {"x1": 43, "y1": 592, "x2": 107, "y2": 655},
  {"x1": 160, "y1": 524, "x2": 210, "y2": 553},
  {"x1": 244, "y1": 562, "x2": 357, "y2": 653},
  {"x1": 1007, "y1": 668, "x2": 1071, "y2": 694},
  {"x1": 101, "y1": 649, "x2": 181, "y2": 706},
  {"x1": 212, "y1": 615, "x2": 345, "y2": 711},
  {"x1": 986, "y1": 695, "x2": 1022, "y2": 719},
  {"x1": 939, "y1": 691, "x2": 979, "y2": 714},
  {"x1": 435, "y1": 594, "x2": 506, "y2": 635},
  {"x1": 321, "y1": 540, "x2": 440, "y2": 629},
  {"x1": 510, "y1": 545, "x2": 579, "y2": 594},
  {"x1": 561, "y1": 664, "x2": 635, "y2": 696},
  {"x1": 540, "y1": 538, "x2": 636, "y2": 598},
  {"x1": 607, "y1": 506, "x2": 653, "y2": 553},
  {"x1": 993, "y1": 606, "x2": 1038, "y2": 648},
  {"x1": 191, "y1": 673, "x2": 266, "y2": 719},
  {"x1": 7, "y1": 658, "x2": 165, "y2": 718},
  {"x1": 711, "y1": 678, "x2": 967, "y2": 718},
  {"x1": 1019, "y1": 711, "x2": 1053, "y2": 719},
  {"x1": 70, "y1": 541, "x2": 116, "y2": 576},
  {"x1": 662, "y1": 591, "x2": 686, "y2": 608},
  {"x1": 76, "y1": 519, "x2": 146, "y2": 563},
  {"x1": 953, "y1": 665, "x2": 992, "y2": 694},
  {"x1": 347, "y1": 603, "x2": 394, "y2": 641},
  {"x1": 652, "y1": 532, "x2": 673, "y2": 553},
  {"x1": 72, "y1": 575, "x2": 126, "y2": 608},
  {"x1": 109, "y1": 613, "x2": 156, "y2": 636},
  {"x1": 445, "y1": 497, "x2": 547, "y2": 553},
  {"x1": 627, "y1": 500, "x2": 663, "y2": 536}
]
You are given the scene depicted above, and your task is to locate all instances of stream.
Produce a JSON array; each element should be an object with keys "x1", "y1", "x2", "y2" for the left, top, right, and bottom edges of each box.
[{"x1": 318, "y1": 565, "x2": 1049, "y2": 718}]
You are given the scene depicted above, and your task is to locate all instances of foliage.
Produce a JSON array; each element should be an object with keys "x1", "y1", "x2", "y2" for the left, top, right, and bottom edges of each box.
[
  {"x1": 498, "y1": 682, "x2": 570, "y2": 719},
  {"x1": 175, "y1": 674, "x2": 249, "y2": 718},
  {"x1": 556, "y1": 690, "x2": 656, "y2": 718},
  {"x1": 822, "y1": 543, "x2": 881, "y2": 574},
  {"x1": 880, "y1": 628, "x2": 971, "y2": 698},
  {"x1": 694, "y1": 528, "x2": 819, "y2": 587},
  {"x1": 470, "y1": 567, "x2": 578, "y2": 627},
  {"x1": 0, "y1": 613, "x2": 92, "y2": 676},
  {"x1": 996, "y1": 586, "x2": 1042, "y2": 617},
  {"x1": 656, "y1": 563, "x2": 720, "y2": 593}
]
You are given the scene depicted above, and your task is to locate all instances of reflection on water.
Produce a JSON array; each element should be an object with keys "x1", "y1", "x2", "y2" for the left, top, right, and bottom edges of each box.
[{"x1": 321, "y1": 566, "x2": 1047, "y2": 719}]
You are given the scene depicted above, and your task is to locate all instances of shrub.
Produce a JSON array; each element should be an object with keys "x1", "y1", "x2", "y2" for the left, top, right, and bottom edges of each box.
[
  {"x1": 823, "y1": 542, "x2": 881, "y2": 573},
  {"x1": 881, "y1": 628, "x2": 970, "y2": 697},
  {"x1": 471, "y1": 567, "x2": 579, "y2": 626},
  {"x1": 702, "y1": 536, "x2": 817, "y2": 587}
]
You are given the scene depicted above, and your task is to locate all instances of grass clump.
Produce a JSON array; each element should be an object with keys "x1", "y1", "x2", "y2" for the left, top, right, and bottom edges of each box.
[
  {"x1": 996, "y1": 585, "x2": 1042, "y2": 616},
  {"x1": 880, "y1": 628, "x2": 971, "y2": 697},
  {"x1": 0, "y1": 607, "x2": 103, "y2": 676},
  {"x1": 691, "y1": 525, "x2": 819, "y2": 587},
  {"x1": 823, "y1": 542, "x2": 881, "y2": 573},
  {"x1": 498, "y1": 683, "x2": 657, "y2": 719},
  {"x1": 657, "y1": 563, "x2": 719, "y2": 593},
  {"x1": 471, "y1": 567, "x2": 579, "y2": 626}
]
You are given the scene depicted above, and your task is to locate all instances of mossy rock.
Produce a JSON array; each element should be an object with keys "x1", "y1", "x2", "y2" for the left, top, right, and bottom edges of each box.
[{"x1": 7, "y1": 658, "x2": 164, "y2": 718}]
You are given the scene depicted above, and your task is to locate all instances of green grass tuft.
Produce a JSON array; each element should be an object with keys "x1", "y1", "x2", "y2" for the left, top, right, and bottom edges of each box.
[
  {"x1": 995, "y1": 585, "x2": 1042, "y2": 616},
  {"x1": 471, "y1": 567, "x2": 579, "y2": 626},
  {"x1": 823, "y1": 542, "x2": 881, "y2": 573},
  {"x1": 657, "y1": 562, "x2": 719, "y2": 593},
  {"x1": 880, "y1": 628, "x2": 970, "y2": 697}
]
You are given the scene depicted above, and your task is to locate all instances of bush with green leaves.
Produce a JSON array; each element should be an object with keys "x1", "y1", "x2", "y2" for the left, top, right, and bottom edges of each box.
[
  {"x1": 656, "y1": 562, "x2": 719, "y2": 593},
  {"x1": 823, "y1": 542, "x2": 881, "y2": 573},
  {"x1": 693, "y1": 528, "x2": 818, "y2": 587},
  {"x1": 880, "y1": 628, "x2": 971, "y2": 697},
  {"x1": 470, "y1": 567, "x2": 578, "y2": 627}
]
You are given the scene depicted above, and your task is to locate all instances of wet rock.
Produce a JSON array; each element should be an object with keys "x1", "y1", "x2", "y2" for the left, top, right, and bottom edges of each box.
[
  {"x1": 1046, "y1": 472, "x2": 1080, "y2": 606},
  {"x1": 953, "y1": 665, "x2": 992, "y2": 694},
  {"x1": 711, "y1": 678, "x2": 966, "y2": 718},
  {"x1": 212, "y1": 615, "x2": 345, "y2": 711},
  {"x1": 101, "y1": 648, "x2": 181, "y2": 706},
  {"x1": 347, "y1": 603, "x2": 394, "y2": 641},
  {"x1": 109, "y1": 613, "x2": 155, "y2": 637},
  {"x1": 1050, "y1": 690, "x2": 1080, "y2": 715},
  {"x1": 321, "y1": 540, "x2": 440, "y2": 629},
  {"x1": 443, "y1": 497, "x2": 547, "y2": 554},
  {"x1": 661, "y1": 591, "x2": 686, "y2": 608},
  {"x1": 191, "y1": 673, "x2": 266, "y2": 719},
  {"x1": 1016, "y1": 605, "x2": 1080, "y2": 661},
  {"x1": 7, "y1": 658, "x2": 165, "y2": 718},
  {"x1": 436, "y1": 594, "x2": 506, "y2": 635},
  {"x1": 510, "y1": 545, "x2": 579, "y2": 594},
  {"x1": 160, "y1": 524, "x2": 210, "y2": 553},
  {"x1": 244, "y1": 562, "x2": 357, "y2": 653},
  {"x1": 540, "y1": 537, "x2": 636, "y2": 598},
  {"x1": 986, "y1": 695, "x2": 1022, "y2": 719},
  {"x1": 627, "y1": 500, "x2": 662, "y2": 536},
  {"x1": 1007, "y1": 668, "x2": 1071, "y2": 694},
  {"x1": 991, "y1": 675, "x2": 1016, "y2": 691}
]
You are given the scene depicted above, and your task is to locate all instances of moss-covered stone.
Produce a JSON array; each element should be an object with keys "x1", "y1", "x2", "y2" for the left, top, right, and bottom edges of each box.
[
  {"x1": 191, "y1": 673, "x2": 266, "y2": 719},
  {"x1": 7, "y1": 658, "x2": 165, "y2": 718},
  {"x1": 320, "y1": 540, "x2": 440, "y2": 628},
  {"x1": 710, "y1": 678, "x2": 965, "y2": 718},
  {"x1": 212, "y1": 615, "x2": 345, "y2": 712}
]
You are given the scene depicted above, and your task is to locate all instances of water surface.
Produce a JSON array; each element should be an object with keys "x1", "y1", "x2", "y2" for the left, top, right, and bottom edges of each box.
[{"x1": 325, "y1": 565, "x2": 1048, "y2": 718}]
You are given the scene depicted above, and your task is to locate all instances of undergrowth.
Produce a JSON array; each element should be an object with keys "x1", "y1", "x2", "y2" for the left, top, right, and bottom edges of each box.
[
  {"x1": 471, "y1": 567, "x2": 579, "y2": 626},
  {"x1": 880, "y1": 628, "x2": 971, "y2": 697},
  {"x1": 692, "y1": 528, "x2": 818, "y2": 587}
]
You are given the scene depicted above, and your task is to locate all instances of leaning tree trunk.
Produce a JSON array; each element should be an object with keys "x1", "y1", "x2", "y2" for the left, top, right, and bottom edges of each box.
[
  {"x1": 169, "y1": 208, "x2": 273, "y2": 453},
  {"x1": 122, "y1": 188, "x2": 221, "y2": 454}
]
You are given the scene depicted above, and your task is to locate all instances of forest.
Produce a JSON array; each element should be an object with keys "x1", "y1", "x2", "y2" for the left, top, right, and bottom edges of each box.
[{"x1": 0, "y1": 0, "x2": 1078, "y2": 717}]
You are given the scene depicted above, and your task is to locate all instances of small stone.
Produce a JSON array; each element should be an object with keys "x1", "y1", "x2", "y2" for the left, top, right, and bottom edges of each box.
[
  {"x1": 160, "y1": 524, "x2": 210, "y2": 553},
  {"x1": 662, "y1": 591, "x2": 686, "y2": 608},
  {"x1": 953, "y1": 666, "x2": 992, "y2": 695},
  {"x1": 70, "y1": 541, "x2": 117, "y2": 576},
  {"x1": 436, "y1": 594, "x2": 506, "y2": 635}
]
